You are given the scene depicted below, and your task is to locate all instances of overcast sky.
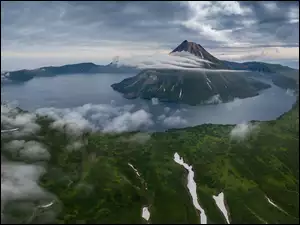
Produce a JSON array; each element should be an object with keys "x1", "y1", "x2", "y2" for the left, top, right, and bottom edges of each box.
[{"x1": 1, "y1": 1, "x2": 299, "y2": 71}]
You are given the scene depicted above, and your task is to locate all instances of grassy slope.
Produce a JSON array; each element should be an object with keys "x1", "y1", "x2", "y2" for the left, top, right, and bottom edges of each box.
[{"x1": 1, "y1": 100, "x2": 299, "y2": 224}]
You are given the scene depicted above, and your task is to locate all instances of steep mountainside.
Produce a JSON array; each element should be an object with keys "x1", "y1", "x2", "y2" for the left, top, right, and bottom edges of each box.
[
  {"x1": 112, "y1": 40, "x2": 274, "y2": 105},
  {"x1": 1, "y1": 100, "x2": 298, "y2": 223},
  {"x1": 170, "y1": 40, "x2": 229, "y2": 69},
  {"x1": 111, "y1": 68, "x2": 271, "y2": 105},
  {"x1": 222, "y1": 61, "x2": 299, "y2": 90}
]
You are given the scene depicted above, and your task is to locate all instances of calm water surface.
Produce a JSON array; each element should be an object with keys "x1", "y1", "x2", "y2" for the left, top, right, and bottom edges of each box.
[{"x1": 1, "y1": 73, "x2": 297, "y2": 131}]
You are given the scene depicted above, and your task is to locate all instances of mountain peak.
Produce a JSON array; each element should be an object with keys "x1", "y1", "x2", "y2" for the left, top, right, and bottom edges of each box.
[{"x1": 170, "y1": 40, "x2": 220, "y2": 64}]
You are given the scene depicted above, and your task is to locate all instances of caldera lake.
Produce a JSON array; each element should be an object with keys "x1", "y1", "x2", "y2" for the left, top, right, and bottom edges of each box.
[{"x1": 1, "y1": 73, "x2": 297, "y2": 132}]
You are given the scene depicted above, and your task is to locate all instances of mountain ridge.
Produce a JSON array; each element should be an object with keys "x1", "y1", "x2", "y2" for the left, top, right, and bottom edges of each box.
[
  {"x1": 170, "y1": 40, "x2": 221, "y2": 64},
  {"x1": 111, "y1": 40, "x2": 298, "y2": 105},
  {"x1": 1, "y1": 61, "x2": 139, "y2": 83},
  {"x1": 170, "y1": 40, "x2": 229, "y2": 69},
  {"x1": 2, "y1": 40, "x2": 298, "y2": 93}
]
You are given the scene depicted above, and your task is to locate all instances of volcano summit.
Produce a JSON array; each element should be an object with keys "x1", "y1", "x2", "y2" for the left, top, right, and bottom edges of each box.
[{"x1": 111, "y1": 40, "x2": 272, "y2": 105}]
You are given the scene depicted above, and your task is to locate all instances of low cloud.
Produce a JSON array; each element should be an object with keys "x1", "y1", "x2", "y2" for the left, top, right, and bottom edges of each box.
[
  {"x1": 225, "y1": 97, "x2": 243, "y2": 111},
  {"x1": 230, "y1": 122, "x2": 258, "y2": 140},
  {"x1": 118, "y1": 51, "x2": 246, "y2": 72},
  {"x1": 36, "y1": 103, "x2": 154, "y2": 134},
  {"x1": 119, "y1": 51, "x2": 206, "y2": 70},
  {"x1": 1, "y1": 104, "x2": 40, "y2": 137},
  {"x1": 50, "y1": 113, "x2": 91, "y2": 137},
  {"x1": 285, "y1": 88, "x2": 296, "y2": 96},
  {"x1": 103, "y1": 109, "x2": 153, "y2": 133},
  {"x1": 1, "y1": 161, "x2": 56, "y2": 223},
  {"x1": 164, "y1": 107, "x2": 171, "y2": 114},
  {"x1": 163, "y1": 115, "x2": 188, "y2": 128},
  {"x1": 33, "y1": 102, "x2": 193, "y2": 133},
  {"x1": 66, "y1": 141, "x2": 84, "y2": 152},
  {"x1": 158, "y1": 114, "x2": 166, "y2": 121},
  {"x1": 1, "y1": 162, "x2": 47, "y2": 202},
  {"x1": 151, "y1": 98, "x2": 159, "y2": 105},
  {"x1": 4, "y1": 140, "x2": 49, "y2": 161},
  {"x1": 21, "y1": 141, "x2": 50, "y2": 161},
  {"x1": 1, "y1": 103, "x2": 58, "y2": 223},
  {"x1": 127, "y1": 133, "x2": 151, "y2": 144},
  {"x1": 205, "y1": 94, "x2": 223, "y2": 104},
  {"x1": 5, "y1": 140, "x2": 26, "y2": 153}
]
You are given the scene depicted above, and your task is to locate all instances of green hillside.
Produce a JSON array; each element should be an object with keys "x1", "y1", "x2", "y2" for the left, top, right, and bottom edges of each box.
[{"x1": 1, "y1": 100, "x2": 299, "y2": 224}]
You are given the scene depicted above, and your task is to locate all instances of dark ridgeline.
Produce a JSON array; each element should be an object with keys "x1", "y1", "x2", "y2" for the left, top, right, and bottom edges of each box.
[
  {"x1": 2, "y1": 39, "x2": 298, "y2": 95},
  {"x1": 2, "y1": 61, "x2": 139, "y2": 82},
  {"x1": 111, "y1": 40, "x2": 277, "y2": 105},
  {"x1": 170, "y1": 40, "x2": 221, "y2": 64}
]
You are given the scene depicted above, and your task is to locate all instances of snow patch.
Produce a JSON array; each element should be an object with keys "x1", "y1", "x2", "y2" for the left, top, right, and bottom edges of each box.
[
  {"x1": 174, "y1": 152, "x2": 207, "y2": 224},
  {"x1": 206, "y1": 77, "x2": 212, "y2": 84},
  {"x1": 199, "y1": 50, "x2": 204, "y2": 59},
  {"x1": 1, "y1": 128, "x2": 19, "y2": 133},
  {"x1": 213, "y1": 192, "x2": 230, "y2": 224},
  {"x1": 179, "y1": 89, "x2": 183, "y2": 98},
  {"x1": 38, "y1": 201, "x2": 54, "y2": 209},
  {"x1": 142, "y1": 207, "x2": 150, "y2": 221},
  {"x1": 206, "y1": 82, "x2": 212, "y2": 90},
  {"x1": 205, "y1": 94, "x2": 222, "y2": 104},
  {"x1": 128, "y1": 163, "x2": 141, "y2": 177},
  {"x1": 265, "y1": 196, "x2": 288, "y2": 215}
]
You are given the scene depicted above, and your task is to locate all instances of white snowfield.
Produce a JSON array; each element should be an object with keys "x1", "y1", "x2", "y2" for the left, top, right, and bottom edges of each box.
[
  {"x1": 213, "y1": 192, "x2": 230, "y2": 224},
  {"x1": 1, "y1": 128, "x2": 19, "y2": 133},
  {"x1": 265, "y1": 195, "x2": 288, "y2": 215},
  {"x1": 128, "y1": 163, "x2": 151, "y2": 221},
  {"x1": 38, "y1": 201, "x2": 54, "y2": 209},
  {"x1": 174, "y1": 152, "x2": 207, "y2": 224},
  {"x1": 128, "y1": 163, "x2": 141, "y2": 177},
  {"x1": 142, "y1": 207, "x2": 150, "y2": 221}
]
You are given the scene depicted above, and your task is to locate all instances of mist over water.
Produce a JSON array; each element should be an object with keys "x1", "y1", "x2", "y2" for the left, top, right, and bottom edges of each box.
[{"x1": 1, "y1": 73, "x2": 297, "y2": 132}]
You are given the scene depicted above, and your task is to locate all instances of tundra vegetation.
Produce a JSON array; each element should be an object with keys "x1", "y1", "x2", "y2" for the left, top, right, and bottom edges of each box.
[{"x1": 1, "y1": 100, "x2": 299, "y2": 224}]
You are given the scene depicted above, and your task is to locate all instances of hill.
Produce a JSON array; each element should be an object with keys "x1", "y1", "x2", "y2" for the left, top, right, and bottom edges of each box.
[
  {"x1": 111, "y1": 68, "x2": 271, "y2": 105},
  {"x1": 1, "y1": 99, "x2": 298, "y2": 224},
  {"x1": 1, "y1": 62, "x2": 139, "y2": 83},
  {"x1": 111, "y1": 40, "x2": 298, "y2": 105}
]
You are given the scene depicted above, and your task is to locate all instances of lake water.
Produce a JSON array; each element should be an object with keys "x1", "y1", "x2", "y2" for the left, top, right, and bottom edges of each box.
[{"x1": 1, "y1": 73, "x2": 297, "y2": 132}]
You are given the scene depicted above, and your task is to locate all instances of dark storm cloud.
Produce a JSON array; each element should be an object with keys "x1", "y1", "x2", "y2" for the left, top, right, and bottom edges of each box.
[
  {"x1": 1, "y1": 1, "x2": 195, "y2": 48},
  {"x1": 232, "y1": 1, "x2": 299, "y2": 46},
  {"x1": 1, "y1": 1, "x2": 299, "y2": 70},
  {"x1": 239, "y1": 1, "x2": 297, "y2": 23}
]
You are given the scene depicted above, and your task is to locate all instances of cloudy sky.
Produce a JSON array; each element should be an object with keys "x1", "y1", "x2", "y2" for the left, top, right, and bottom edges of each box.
[{"x1": 1, "y1": 1, "x2": 299, "y2": 71}]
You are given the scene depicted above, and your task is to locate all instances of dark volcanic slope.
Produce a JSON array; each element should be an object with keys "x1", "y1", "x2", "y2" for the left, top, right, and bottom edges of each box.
[
  {"x1": 171, "y1": 40, "x2": 220, "y2": 64},
  {"x1": 112, "y1": 40, "x2": 273, "y2": 105},
  {"x1": 111, "y1": 69, "x2": 271, "y2": 105},
  {"x1": 170, "y1": 40, "x2": 228, "y2": 69},
  {"x1": 222, "y1": 61, "x2": 299, "y2": 90}
]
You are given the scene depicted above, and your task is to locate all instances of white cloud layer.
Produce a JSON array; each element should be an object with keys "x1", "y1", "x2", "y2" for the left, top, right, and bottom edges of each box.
[
  {"x1": 1, "y1": 104, "x2": 40, "y2": 137},
  {"x1": 205, "y1": 94, "x2": 223, "y2": 104},
  {"x1": 1, "y1": 161, "x2": 57, "y2": 223},
  {"x1": 118, "y1": 51, "x2": 249, "y2": 72},
  {"x1": 35, "y1": 103, "x2": 154, "y2": 134},
  {"x1": 1, "y1": 104, "x2": 57, "y2": 223},
  {"x1": 127, "y1": 133, "x2": 151, "y2": 144},
  {"x1": 230, "y1": 122, "x2": 258, "y2": 140}
]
